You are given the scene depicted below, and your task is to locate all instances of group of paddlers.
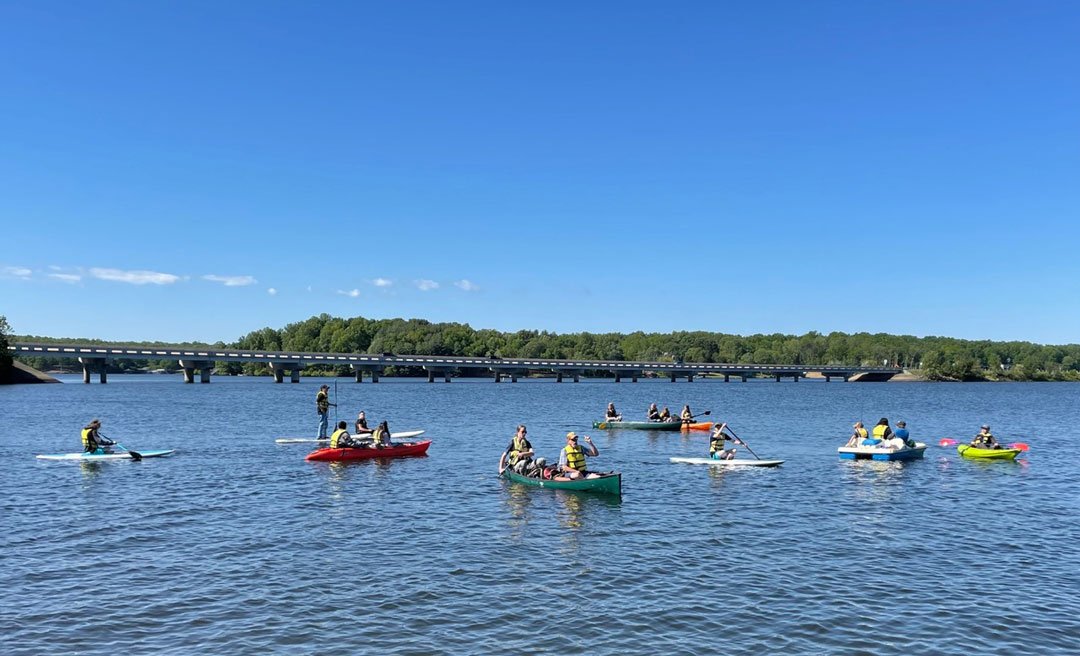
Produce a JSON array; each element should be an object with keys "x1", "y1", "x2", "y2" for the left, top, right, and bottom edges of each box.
[
  {"x1": 606, "y1": 402, "x2": 700, "y2": 424},
  {"x1": 845, "y1": 419, "x2": 1004, "y2": 450},
  {"x1": 500, "y1": 425, "x2": 602, "y2": 480},
  {"x1": 316, "y1": 384, "x2": 394, "y2": 448}
]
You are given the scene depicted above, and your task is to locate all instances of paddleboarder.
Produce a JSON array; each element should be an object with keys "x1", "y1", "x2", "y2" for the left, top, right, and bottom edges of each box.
[
  {"x1": 316, "y1": 384, "x2": 336, "y2": 439},
  {"x1": 81, "y1": 419, "x2": 115, "y2": 454},
  {"x1": 709, "y1": 423, "x2": 743, "y2": 460}
]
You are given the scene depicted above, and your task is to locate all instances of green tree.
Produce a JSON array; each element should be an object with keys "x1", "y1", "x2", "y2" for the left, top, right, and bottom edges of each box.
[{"x1": 0, "y1": 315, "x2": 13, "y2": 381}]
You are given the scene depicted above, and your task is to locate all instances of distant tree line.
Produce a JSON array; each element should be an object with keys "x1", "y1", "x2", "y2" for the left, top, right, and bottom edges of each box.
[
  {"x1": 0, "y1": 315, "x2": 14, "y2": 382},
  {"x1": 12, "y1": 313, "x2": 1080, "y2": 381}
]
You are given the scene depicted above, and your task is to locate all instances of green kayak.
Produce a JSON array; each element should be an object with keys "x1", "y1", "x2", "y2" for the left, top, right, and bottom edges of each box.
[
  {"x1": 958, "y1": 444, "x2": 1021, "y2": 460},
  {"x1": 592, "y1": 420, "x2": 682, "y2": 431},
  {"x1": 501, "y1": 468, "x2": 622, "y2": 496}
]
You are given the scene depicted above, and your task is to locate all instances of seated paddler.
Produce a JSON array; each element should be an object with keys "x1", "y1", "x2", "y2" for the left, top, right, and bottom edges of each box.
[
  {"x1": 558, "y1": 432, "x2": 600, "y2": 480},
  {"x1": 709, "y1": 423, "x2": 743, "y2": 460},
  {"x1": 680, "y1": 405, "x2": 693, "y2": 424},
  {"x1": 605, "y1": 403, "x2": 622, "y2": 422},
  {"x1": 845, "y1": 422, "x2": 868, "y2": 448},
  {"x1": 658, "y1": 407, "x2": 672, "y2": 422},
  {"x1": 647, "y1": 403, "x2": 661, "y2": 421},
  {"x1": 329, "y1": 421, "x2": 365, "y2": 448},
  {"x1": 500, "y1": 424, "x2": 535, "y2": 474},
  {"x1": 81, "y1": 419, "x2": 115, "y2": 454},
  {"x1": 971, "y1": 425, "x2": 1001, "y2": 449}
]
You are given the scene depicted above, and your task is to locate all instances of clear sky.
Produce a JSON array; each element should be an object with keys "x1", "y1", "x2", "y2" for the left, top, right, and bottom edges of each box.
[{"x1": 1, "y1": 1, "x2": 1077, "y2": 345}]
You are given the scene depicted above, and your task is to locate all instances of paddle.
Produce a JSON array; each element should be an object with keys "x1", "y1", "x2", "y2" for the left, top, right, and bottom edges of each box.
[
  {"x1": 721, "y1": 426, "x2": 760, "y2": 460},
  {"x1": 684, "y1": 410, "x2": 712, "y2": 421},
  {"x1": 101, "y1": 433, "x2": 141, "y2": 460},
  {"x1": 939, "y1": 438, "x2": 1029, "y2": 451}
]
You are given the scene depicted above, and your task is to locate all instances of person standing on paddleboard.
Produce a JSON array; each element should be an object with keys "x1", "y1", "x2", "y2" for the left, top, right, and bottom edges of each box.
[
  {"x1": 316, "y1": 385, "x2": 336, "y2": 439},
  {"x1": 81, "y1": 419, "x2": 115, "y2": 454}
]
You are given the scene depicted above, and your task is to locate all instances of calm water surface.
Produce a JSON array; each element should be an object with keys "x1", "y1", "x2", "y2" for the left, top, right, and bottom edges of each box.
[{"x1": 2, "y1": 376, "x2": 1078, "y2": 655}]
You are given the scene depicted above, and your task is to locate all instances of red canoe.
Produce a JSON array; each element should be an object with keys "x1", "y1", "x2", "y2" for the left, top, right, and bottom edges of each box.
[{"x1": 305, "y1": 440, "x2": 432, "y2": 462}]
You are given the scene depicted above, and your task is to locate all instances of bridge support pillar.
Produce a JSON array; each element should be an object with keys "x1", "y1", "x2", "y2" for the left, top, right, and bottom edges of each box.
[
  {"x1": 426, "y1": 368, "x2": 451, "y2": 383},
  {"x1": 793, "y1": 374, "x2": 799, "y2": 382},
  {"x1": 687, "y1": 374, "x2": 694, "y2": 383},
  {"x1": 614, "y1": 373, "x2": 621, "y2": 383},
  {"x1": 179, "y1": 360, "x2": 214, "y2": 384},
  {"x1": 724, "y1": 374, "x2": 729, "y2": 383},
  {"x1": 352, "y1": 365, "x2": 382, "y2": 383},
  {"x1": 494, "y1": 372, "x2": 502, "y2": 383},
  {"x1": 742, "y1": 375, "x2": 748, "y2": 382},
  {"x1": 775, "y1": 374, "x2": 781, "y2": 382},
  {"x1": 269, "y1": 362, "x2": 303, "y2": 383},
  {"x1": 825, "y1": 375, "x2": 831, "y2": 383},
  {"x1": 670, "y1": 373, "x2": 676, "y2": 383},
  {"x1": 78, "y1": 357, "x2": 108, "y2": 384},
  {"x1": 555, "y1": 373, "x2": 562, "y2": 383}
]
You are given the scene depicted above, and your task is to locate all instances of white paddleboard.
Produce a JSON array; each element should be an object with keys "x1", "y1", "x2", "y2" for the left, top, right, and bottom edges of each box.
[
  {"x1": 275, "y1": 430, "x2": 425, "y2": 444},
  {"x1": 669, "y1": 457, "x2": 784, "y2": 467},
  {"x1": 37, "y1": 450, "x2": 176, "y2": 461}
]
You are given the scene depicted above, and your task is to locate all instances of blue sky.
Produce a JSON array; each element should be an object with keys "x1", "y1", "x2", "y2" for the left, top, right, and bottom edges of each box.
[{"x1": 1, "y1": 1, "x2": 1077, "y2": 344}]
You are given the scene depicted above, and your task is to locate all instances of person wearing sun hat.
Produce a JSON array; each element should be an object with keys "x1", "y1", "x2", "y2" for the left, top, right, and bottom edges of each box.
[
  {"x1": 80, "y1": 419, "x2": 115, "y2": 454},
  {"x1": 559, "y1": 432, "x2": 599, "y2": 480}
]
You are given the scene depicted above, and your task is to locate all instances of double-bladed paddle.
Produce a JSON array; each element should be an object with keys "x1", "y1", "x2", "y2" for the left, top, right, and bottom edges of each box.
[{"x1": 939, "y1": 437, "x2": 1029, "y2": 451}]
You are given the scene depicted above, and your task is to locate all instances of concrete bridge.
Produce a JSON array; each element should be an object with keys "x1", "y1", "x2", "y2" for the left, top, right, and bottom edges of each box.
[{"x1": 11, "y1": 342, "x2": 899, "y2": 384}]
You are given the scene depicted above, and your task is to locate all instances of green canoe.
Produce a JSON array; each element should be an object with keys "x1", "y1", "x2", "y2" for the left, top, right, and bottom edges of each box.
[
  {"x1": 501, "y1": 468, "x2": 622, "y2": 496},
  {"x1": 592, "y1": 420, "x2": 682, "y2": 431}
]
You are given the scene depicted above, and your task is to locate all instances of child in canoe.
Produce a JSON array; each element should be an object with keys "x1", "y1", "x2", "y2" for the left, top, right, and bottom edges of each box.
[{"x1": 971, "y1": 425, "x2": 1002, "y2": 449}]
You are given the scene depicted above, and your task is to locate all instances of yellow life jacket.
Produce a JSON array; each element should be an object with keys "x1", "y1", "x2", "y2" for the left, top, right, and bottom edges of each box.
[
  {"x1": 373, "y1": 426, "x2": 389, "y2": 444},
  {"x1": 507, "y1": 435, "x2": 529, "y2": 465},
  {"x1": 973, "y1": 432, "x2": 994, "y2": 447},
  {"x1": 330, "y1": 428, "x2": 349, "y2": 448},
  {"x1": 854, "y1": 427, "x2": 868, "y2": 440},
  {"x1": 709, "y1": 436, "x2": 726, "y2": 454},
  {"x1": 872, "y1": 424, "x2": 890, "y2": 440},
  {"x1": 316, "y1": 391, "x2": 329, "y2": 413},
  {"x1": 81, "y1": 428, "x2": 95, "y2": 452},
  {"x1": 564, "y1": 444, "x2": 587, "y2": 471}
]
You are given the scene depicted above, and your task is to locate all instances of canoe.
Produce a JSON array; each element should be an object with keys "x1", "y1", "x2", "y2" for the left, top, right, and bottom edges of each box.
[
  {"x1": 838, "y1": 443, "x2": 927, "y2": 461},
  {"x1": 670, "y1": 457, "x2": 784, "y2": 467},
  {"x1": 680, "y1": 422, "x2": 714, "y2": 431},
  {"x1": 305, "y1": 440, "x2": 431, "y2": 462},
  {"x1": 592, "y1": 420, "x2": 683, "y2": 431},
  {"x1": 958, "y1": 444, "x2": 1021, "y2": 460},
  {"x1": 276, "y1": 430, "x2": 425, "y2": 444},
  {"x1": 37, "y1": 450, "x2": 175, "y2": 461},
  {"x1": 501, "y1": 468, "x2": 621, "y2": 496}
]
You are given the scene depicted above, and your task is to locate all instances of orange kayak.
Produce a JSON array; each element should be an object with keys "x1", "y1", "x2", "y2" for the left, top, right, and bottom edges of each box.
[{"x1": 681, "y1": 422, "x2": 714, "y2": 432}]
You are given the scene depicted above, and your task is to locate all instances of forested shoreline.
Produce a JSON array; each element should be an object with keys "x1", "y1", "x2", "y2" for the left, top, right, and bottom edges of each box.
[{"x1": 10, "y1": 313, "x2": 1080, "y2": 381}]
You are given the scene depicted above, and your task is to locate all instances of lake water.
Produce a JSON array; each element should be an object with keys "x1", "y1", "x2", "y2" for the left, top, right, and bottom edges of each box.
[{"x1": 2, "y1": 376, "x2": 1078, "y2": 655}]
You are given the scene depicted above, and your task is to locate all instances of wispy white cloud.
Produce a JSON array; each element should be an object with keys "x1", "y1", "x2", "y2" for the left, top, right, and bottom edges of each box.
[
  {"x1": 371, "y1": 278, "x2": 393, "y2": 288},
  {"x1": 1, "y1": 266, "x2": 32, "y2": 279},
  {"x1": 89, "y1": 267, "x2": 181, "y2": 285},
  {"x1": 415, "y1": 279, "x2": 439, "y2": 291},
  {"x1": 454, "y1": 279, "x2": 479, "y2": 292},
  {"x1": 268, "y1": 287, "x2": 278, "y2": 295},
  {"x1": 48, "y1": 273, "x2": 82, "y2": 283},
  {"x1": 337, "y1": 289, "x2": 361, "y2": 298},
  {"x1": 203, "y1": 274, "x2": 257, "y2": 287}
]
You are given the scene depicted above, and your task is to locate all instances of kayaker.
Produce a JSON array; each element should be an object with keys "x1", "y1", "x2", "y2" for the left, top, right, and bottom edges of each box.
[
  {"x1": 972, "y1": 425, "x2": 1001, "y2": 449},
  {"x1": 894, "y1": 421, "x2": 915, "y2": 448},
  {"x1": 329, "y1": 421, "x2": 365, "y2": 448},
  {"x1": 647, "y1": 403, "x2": 661, "y2": 421},
  {"x1": 81, "y1": 419, "x2": 115, "y2": 454},
  {"x1": 605, "y1": 403, "x2": 622, "y2": 422},
  {"x1": 559, "y1": 432, "x2": 599, "y2": 480},
  {"x1": 680, "y1": 405, "x2": 693, "y2": 425},
  {"x1": 500, "y1": 425, "x2": 535, "y2": 474},
  {"x1": 658, "y1": 407, "x2": 672, "y2": 422},
  {"x1": 372, "y1": 420, "x2": 392, "y2": 448},
  {"x1": 316, "y1": 385, "x2": 337, "y2": 439},
  {"x1": 845, "y1": 422, "x2": 869, "y2": 447},
  {"x1": 709, "y1": 423, "x2": 743, "y2": 460},
  {"x1": 355, "y1": 410, "x2": 373, "y2": 435}
]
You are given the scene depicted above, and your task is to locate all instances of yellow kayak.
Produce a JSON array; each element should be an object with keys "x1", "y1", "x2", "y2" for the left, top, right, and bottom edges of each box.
[{"x1": 957, "y1": 444, "x2": 1021, "y2": 460}]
